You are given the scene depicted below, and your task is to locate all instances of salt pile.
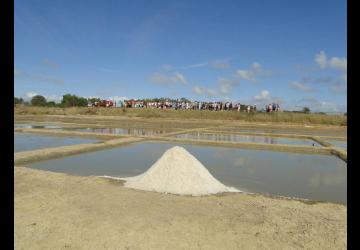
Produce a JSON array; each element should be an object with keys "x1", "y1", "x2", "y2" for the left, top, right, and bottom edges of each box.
[{"x1": 117, "y1": 146, "x2": 240, "y2": 196}]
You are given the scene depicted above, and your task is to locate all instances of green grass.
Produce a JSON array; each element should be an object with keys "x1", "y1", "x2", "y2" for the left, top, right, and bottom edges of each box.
[{"x1": 14, "y1": 106, "x2": 347, "y2": 126}]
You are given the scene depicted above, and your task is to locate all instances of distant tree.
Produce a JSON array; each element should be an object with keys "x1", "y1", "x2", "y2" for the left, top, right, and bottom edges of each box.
[
  {"x1": 61, "y1": 94, "x2": 88, "y2": 107},
  {"x1": 46, "y1": 101, "x2": 56, "y2": 107},
  {"x1": 87, "y1": 97, "x2": 101, "y2": 105},
  {"x1": 180, "y1": 97, "x2": 190, "y2": 102},
  {"x1": 14, "y1": 97, "x2": 24, "y2": 105},
  {"x1": 31, "y1": 95, "x2": 47, "y2": 106},
  {"x1": 302, "y1": 107, "x2": 311, "y2": 114},
  {"x1": 344, "y1": 112, "x2": 347, "y2": 116}
]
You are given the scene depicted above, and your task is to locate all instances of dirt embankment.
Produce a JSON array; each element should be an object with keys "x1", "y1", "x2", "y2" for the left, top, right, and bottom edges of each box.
[{"x1": 15, "y1": 167, "x2": 346, "y2": 249}]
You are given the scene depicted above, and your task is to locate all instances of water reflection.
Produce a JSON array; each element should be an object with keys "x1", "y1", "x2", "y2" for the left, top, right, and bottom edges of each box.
[
  {"x1": 174, "y1": 133, "x2": 319, "y2": 146},
  {"x1": 70, "y1": 127, "x2": 173, "y2": 136},
  {"x1": 14, "y1": 124, "x2": 62, "y2": 129},
  {"x1": 218, "y1": 127, "x2": 347, "y2": 137},
  {"x1": 30, "y1": 142, "x2": 347, "y2": 204},
  {"x1": 327, "y1": 140, "x2": 347, "y2": 149},
  {"x1": 14, "y1": 133, "x2": 99, "y2": 152}
]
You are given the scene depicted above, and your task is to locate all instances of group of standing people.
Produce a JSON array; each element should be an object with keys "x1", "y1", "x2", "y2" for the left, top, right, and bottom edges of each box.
[
  {"x1": 122, "y1": 99, "x2": 280, "y2": 113},
  {"x1": 123, "y1": 100, "x2": 257, "y2": 112},
  {"x1": 265, "y1": 103, "x2": 280, "y2": 112}
]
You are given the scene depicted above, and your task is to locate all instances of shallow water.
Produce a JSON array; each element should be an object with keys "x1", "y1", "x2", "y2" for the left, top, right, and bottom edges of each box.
[
  {"x1": 15, "y1": 123, "x2": 176, "y2": 136},
  {"x1": 63, "y1": 127, "x2": 175, "y2": 136},
  {"x1": 30, "y1": 142, "x2": 346, "y2": 204},
  {"x1": 216, "y1": 127, "x2": 347, "y2": 137},
  {"x1": 327, "y1": 140, "x2": 347, "y2": 149},
  {"x1": 14, "y1": 124, "x2": 62, "y2": 129},
  {"x1": 173, "y1": 132, "x2": 320, "y2": 146},
  {"x1": 14, "y1": 133, "x2": 100, "y2": 152}
]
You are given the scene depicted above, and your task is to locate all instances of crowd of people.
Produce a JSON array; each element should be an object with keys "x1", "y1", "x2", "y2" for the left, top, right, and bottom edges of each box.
[
  {"x1": 265, "y1": 103, "x2": 280, "y2": 112},
  {"x1": 121, "y1": 99, "x2": 276, "y2": 112}
]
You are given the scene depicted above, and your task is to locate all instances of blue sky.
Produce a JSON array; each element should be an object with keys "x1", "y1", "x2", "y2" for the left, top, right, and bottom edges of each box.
[{"x1": 15, "y1": 0, "x2": 347, "y2": 112}]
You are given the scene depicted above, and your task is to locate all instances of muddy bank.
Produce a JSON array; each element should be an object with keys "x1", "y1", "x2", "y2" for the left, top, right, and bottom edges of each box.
[{"x1": 14, "y1": 167, "x2": 346, "y2": 249}]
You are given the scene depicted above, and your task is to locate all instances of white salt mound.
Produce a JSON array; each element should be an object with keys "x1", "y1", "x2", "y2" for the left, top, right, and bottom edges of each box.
[{"x1": 119, "y1": 146, "x2": 240, "y2": 196}]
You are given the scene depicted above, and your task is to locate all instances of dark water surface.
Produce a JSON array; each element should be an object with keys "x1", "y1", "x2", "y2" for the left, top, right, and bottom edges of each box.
[{"x1": 30, "y1": 142, "x2": 346, "y2": 204}]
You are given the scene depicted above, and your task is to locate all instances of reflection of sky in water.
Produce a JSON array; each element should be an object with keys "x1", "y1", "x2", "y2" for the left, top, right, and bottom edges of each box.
[
  {"x1": 14, "y1": 124, "x2": 62, "y2": 129},
  {"x1": 30, "y1": 142, "x2": 346, "y2": 204},
  {"x1": 174, "y1": 132, "x2": 320, "y2": 146},
  {"x1": 14, "y1": 133, "x2": 99, "y2": 152},
  {"x1": 63, "y1": 127, "x2": 174, "y2": 136},
  {"x1": 14, "y1": 123, "x2": 174, "y2": 136},
  {"x1": 217, "y1": 127, "x2": 347, "y2": 137},
  {"x1": 327, "y1": 140, "x2": 347, "y2": 149}
]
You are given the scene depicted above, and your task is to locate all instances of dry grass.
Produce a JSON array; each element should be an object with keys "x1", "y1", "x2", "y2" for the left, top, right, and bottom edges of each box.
[{"x1": 15, "y1": 106, "x2": 347, "y2": 126}]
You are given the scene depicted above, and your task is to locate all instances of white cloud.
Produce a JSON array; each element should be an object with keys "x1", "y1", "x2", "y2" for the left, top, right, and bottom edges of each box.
[
  {"x1": 108, "y1": 96, "x2": 129, "y2": 103},
  {"x1": 250, "y1": 90, "x2": 282, "y2": 107},
  {"x1": 46, "y1": 94, "x2": 62, "y2": 103},
  {"x1": 211, "y1": 59, "x2": 230, "y2": 69},
  {"x1": 181, "y1": 63, "x2": 208, "y2": 69},
  {"x1": 236, "y1": 62, "x2": 272, "y2": 83},
  {"x1": 315, "y1": 51, "x2": 328, "y2": 69},
  {"x1": 192, "y1": 78, "x2": 239, "y2": 98},
  {"x1": 330, "y1": 83, "x2": 347, "y2": 95},
  {"x1": 173, "y1": 72, "x2": 187, "y2": 84},
  {"x1": 329, "y1": 57, "x2": 347, "y2": 71},
  {"x1": 253, "y1": 90, "x2": 270, "y2": 101},
  {"x1": 150, "y1": 71, "x2": 188, "y2": 85},
  {"x1": 300, "y1": 76, "x2": 334, "y2": 84},
  {"x1": 251, "y1": 62, "x2": 262, "y2": 73},
  {"x1": 22, "y1": 92, "x2": 62, "y2": 103},
  {"x1": 24, "y1": 92, "x2": 38, "y2": 101},
  {"x1": 314, "y1": 51, "x2": 347, "y2": 80},
  {"x1": 236, "y1": 70, "x2": 257, "y2": 83},
  {"x1": 43, "y1": 59, "x2": 59, "y2": 69},
  {"x1": 217, "y1": 78, "x2": 239, "y2": 94},
  {"x1": 294, "y1": 97, "x2": 346, "y2": 113},
  {"x1": 192, "y1": 86, "x2": 217, "y2": 97},
  {"x1": 289, "y1": 82, "x2": 314, "y2": 92}
]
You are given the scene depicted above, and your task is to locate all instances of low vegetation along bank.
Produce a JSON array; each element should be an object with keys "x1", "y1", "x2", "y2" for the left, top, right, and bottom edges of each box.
[{"x1": 15, "y1": 106, "x2": 347, "y2": 126}]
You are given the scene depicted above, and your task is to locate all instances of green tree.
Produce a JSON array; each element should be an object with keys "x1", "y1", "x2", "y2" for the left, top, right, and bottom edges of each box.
[
  {"x1": 180, "y1": 97, "x2": 190, "y2": 102},
  {"x1": 14, "y1": 97, "x2": 24, "y2": 105},
  {"x1": 46, "y1": 101, "x2": 56, "y2": 107},
  {"x1": 61, "y1": 94, "x2": 88, "y2": 107},
  {"x1": 31, "y1": 95, "x2": 47, "y2": 106},
  {"x1": 87, "y1": 97, "x2": 101, "y2": 105},
  {"x1": 302, "y1": 107, "x2": 311, "y2": 114}
]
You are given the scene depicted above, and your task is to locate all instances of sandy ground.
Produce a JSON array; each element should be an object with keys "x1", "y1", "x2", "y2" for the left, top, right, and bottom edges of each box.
[{"x1": 15, "y1": 167, "x2": 346, "y2": 250}]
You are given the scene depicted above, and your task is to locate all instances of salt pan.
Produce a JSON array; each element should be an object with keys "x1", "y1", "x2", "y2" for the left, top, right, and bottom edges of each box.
[{"x1": 113, "y1": 146, "x2": 240, "y2": 196}]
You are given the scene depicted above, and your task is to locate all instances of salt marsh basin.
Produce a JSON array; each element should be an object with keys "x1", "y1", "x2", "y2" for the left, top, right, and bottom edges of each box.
[
  {"x1": 14, "y1": 115, "x2": 347, "y2": 249},
  {"x1": 172, "y1": 132, "x2": 321, "y2": 146},
  {"x1": 29, "y1": 141, "x2": 346, "y2": 204},
  {"x1": 14, "y1": 133, "x2": 100, "y2": 152},
  {"x1": 327, "y1": 140, "x2": 347, "y2": 149}
]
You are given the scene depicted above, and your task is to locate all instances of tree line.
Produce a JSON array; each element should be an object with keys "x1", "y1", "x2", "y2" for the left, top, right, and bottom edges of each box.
[{"x1": 14, "y1": 94, "x2": 100, "y2": 107}]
